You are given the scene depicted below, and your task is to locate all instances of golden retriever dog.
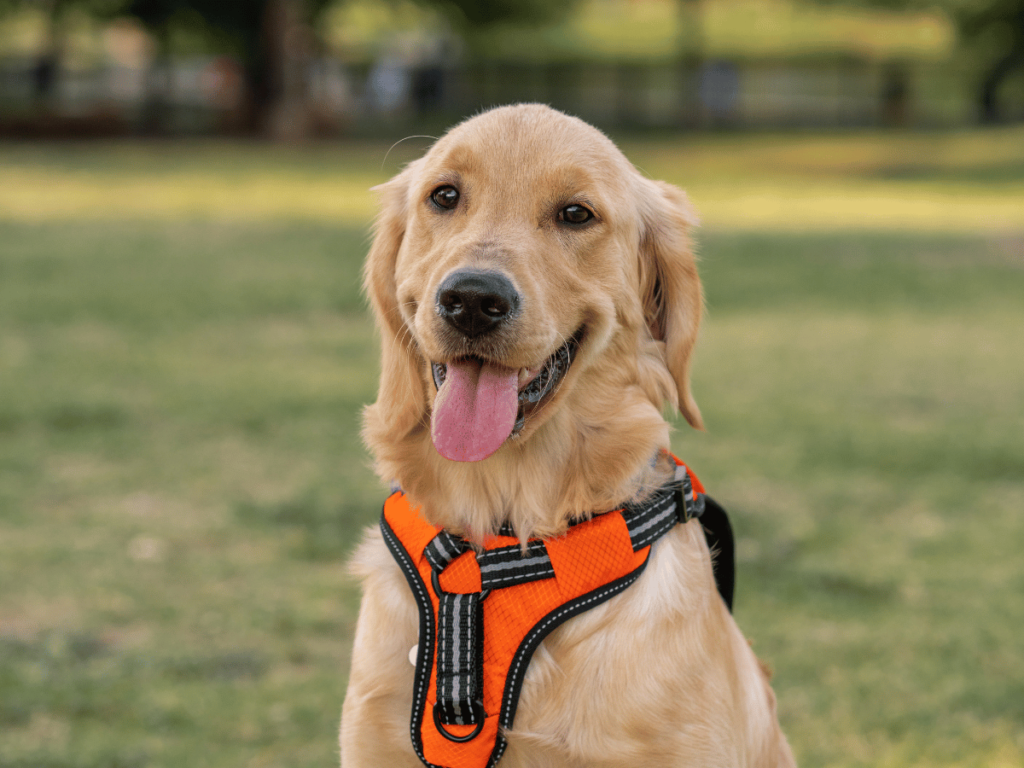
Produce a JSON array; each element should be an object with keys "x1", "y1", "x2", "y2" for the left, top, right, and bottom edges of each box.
[{"x1": 341, "y1": 104, "x2": 795, "y2": 767}]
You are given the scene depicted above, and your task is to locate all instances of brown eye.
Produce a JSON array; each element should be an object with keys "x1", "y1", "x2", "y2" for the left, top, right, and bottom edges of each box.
[
  {"x1": 431, "y1": 185, "x2": 459, "y2": 210},
  {"x1": 559, "y1": 204, "x2": 593, "y2": 225}
]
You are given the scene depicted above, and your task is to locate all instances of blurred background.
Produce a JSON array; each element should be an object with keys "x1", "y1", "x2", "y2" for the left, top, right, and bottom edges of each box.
[
  {"x1": 1, "y1": 0, "x2": 1024, "y2": 137},
  {"x1": 1, "y1": 2, "x2": 1022, "y2": 768}
]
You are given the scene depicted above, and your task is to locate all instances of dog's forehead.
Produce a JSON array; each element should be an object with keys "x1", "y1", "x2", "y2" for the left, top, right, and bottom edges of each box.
[{"x1": 419, "y1": 105, "x2": 633, "y2": 191}]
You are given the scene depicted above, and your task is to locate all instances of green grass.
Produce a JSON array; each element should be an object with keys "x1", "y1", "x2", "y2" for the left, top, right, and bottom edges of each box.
[
  {"x1": 1, "y1": 133, "x2": 1022, "y2": 768},
  {"x1": 0, "y1": 219, "x2": 380, "y2": 768}
]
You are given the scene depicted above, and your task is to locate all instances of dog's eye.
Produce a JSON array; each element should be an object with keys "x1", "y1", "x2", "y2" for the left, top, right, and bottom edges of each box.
[
  {"x1": 431, "y1": 185, "x2": 460, "y2": 210},
  {"x1": 558, "y1": 204, "x2": 593, "y2": 225}
]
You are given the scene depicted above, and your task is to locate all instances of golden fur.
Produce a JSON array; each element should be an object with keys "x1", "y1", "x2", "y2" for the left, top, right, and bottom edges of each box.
[{"x1": 341, "y1": 104, "x2": 795, "y2": 767}]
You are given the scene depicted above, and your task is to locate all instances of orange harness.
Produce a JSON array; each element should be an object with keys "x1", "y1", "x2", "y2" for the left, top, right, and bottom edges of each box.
[{"x1": 382, "y1": 457, "x2": 731, "y2": 768}]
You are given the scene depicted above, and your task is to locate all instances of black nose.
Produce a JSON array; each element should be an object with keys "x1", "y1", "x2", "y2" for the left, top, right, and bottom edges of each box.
[{"x1": 436, "y1": 269, "x2": 520, "y2": 338}]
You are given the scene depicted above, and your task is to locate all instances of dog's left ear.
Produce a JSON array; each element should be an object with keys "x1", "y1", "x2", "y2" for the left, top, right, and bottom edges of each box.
[
  {"x1": 363, "y1": 161, "x2": 428, "y2": 440},
  {"x1": 636, "y1": 178, "x2": 704, "y2": 430}
]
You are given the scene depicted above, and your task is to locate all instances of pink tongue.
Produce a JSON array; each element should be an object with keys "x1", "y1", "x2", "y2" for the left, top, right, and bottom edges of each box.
[{"x1": 431, "y1": 359, "x2": 519, "y2": 462}]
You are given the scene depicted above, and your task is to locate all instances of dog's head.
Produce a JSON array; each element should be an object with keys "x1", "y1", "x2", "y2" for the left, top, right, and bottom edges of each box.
[{"x1": 364, "y1": 105, "x2": 702, "y2": 474}]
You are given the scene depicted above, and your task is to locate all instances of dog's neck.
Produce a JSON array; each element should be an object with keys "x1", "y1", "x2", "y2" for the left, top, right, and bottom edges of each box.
[{"x1": 371, "y1": 386, "x2": 677, "y2": 545}]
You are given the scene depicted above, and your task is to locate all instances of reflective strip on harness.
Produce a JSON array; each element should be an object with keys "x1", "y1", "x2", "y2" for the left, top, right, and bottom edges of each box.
[
  {"x1": 435, "y1": 590, "x2": 483, "y2": 726},
  {"x1": 477, "y1": 540, "x2": 554, "y2": 590},
  {"x1": 424, "y1": 530, "x2": 468, "y2": 571},
  {"x1": 381, "y1": 456, "x2": 719, "y2": 768}
]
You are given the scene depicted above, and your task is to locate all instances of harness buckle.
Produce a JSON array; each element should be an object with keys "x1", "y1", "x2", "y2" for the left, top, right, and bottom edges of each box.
[{"x1": 674, "y1": 467, "x2": 706, "y2": 523}]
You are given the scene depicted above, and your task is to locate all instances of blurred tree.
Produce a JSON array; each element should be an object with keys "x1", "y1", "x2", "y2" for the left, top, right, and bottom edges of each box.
[
  {"x1": 118, "y1": 0, "x2": 180, "y2": 132},
  {"x1": 120, "y1": 0, "x2": 583, "y2": 135},
  {"x1": 0, "y1": 0, "x2": 585, "y2": 135},
  {"x1": 120, "y1": 0, "x2": 333, "y2": 137},
  {"x1": 422, "y1": 0, "x2": 577, "y2": 30},
  {"x1": 414, "y1": 0, "x2": 583, "y2": 59},
  {"x1": 955, "y1": 0, "x2": 1024, "y2": 122},
  {"x1": 4, "y1": 0, "x2": 122, "y2": 105},
  {"x1": 814, "y1": 0, "x2": 1024, "y2": 122}
]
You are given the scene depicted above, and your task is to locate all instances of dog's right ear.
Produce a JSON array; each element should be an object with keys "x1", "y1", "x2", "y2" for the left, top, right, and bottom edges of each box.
[
  {"x1": 363, "y1": 161, "x2": 428, "y2": 440},
  {"x1": 636, "y1": 178, "x2": 705, "y2": 430}
]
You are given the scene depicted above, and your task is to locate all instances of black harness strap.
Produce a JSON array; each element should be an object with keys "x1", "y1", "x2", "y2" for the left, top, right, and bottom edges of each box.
[
  {"x1": 422, "y1": 530, "x2": 485, "y2": 729},
  {"x1": 424, "y1": 530, "x2": 468, "y2": 571},
  {"x1": 477, "y1": 540, "x2": 555, "y2": 590},
  {"x1": 698, "y1": 495, "x2": 735, "y2": 612},
  {"x1": 620, "y1": 465, "x2": 733, "y2": 612},
  {"x1": 435, "y1": 590, "x2": 484, "y2": 727}
]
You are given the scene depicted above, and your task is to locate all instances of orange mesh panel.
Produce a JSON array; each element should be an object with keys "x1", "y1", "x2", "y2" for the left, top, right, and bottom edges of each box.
[{"x1": 545, "y1": 512, "x2": 646, "y2": 599}]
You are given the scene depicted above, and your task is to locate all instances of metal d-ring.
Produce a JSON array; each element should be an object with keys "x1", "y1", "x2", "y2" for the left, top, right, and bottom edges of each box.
[
  {"x1": 431, "y1": 569, "x2": 490, "y2": 601},
  {"x1": 433, "y1": 701, "x2": 486, "y2": 743}
]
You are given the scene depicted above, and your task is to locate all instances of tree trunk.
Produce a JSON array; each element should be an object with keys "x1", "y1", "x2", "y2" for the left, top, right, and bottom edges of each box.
[
  {"x1": 677, "y1": 0, "x2": 704, "y2": 130},
  {"x1": 33, "y1": 0, "x2": 66, "y2": 111},
  {"x1": 979, "y1": 47, "x2": 1024, "y2": 124},
  {"x1": 261, "y1": 0, "x2": 313, "y2": 140},
  {"x1": 141, "y1": 24, "x2": 173, "y2": 135}
]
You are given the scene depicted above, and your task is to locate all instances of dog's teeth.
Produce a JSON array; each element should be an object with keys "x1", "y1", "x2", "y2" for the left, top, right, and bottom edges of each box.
[{"x1": 518, "y1": 365, "x2": 542, "y2": 389}]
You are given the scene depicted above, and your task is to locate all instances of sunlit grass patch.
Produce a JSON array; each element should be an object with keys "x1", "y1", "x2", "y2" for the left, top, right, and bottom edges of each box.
[
  {"x1": 0, "y1": 164, "x2": 381, "y2": 225},
  {"x1": 690, "y1": 180, "x2": 1024, "y2": 233},
  {"x1": 626, "y1": 125, "x2": 1024, "y2": 233},
  {"x1": 628, "y1": 126, "x2": 1024, "y2": 179},
  {"x1": 4, "y1": 128, "x2": 1024, "y2": 234},
  {"x1": 0, "y1": 139, "x2": 417, "y2": 225}
]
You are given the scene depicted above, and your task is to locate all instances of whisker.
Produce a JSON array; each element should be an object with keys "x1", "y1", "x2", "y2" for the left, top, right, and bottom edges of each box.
[{"x1": 381, "y1": 135, "x2": 438, "y2": 171}]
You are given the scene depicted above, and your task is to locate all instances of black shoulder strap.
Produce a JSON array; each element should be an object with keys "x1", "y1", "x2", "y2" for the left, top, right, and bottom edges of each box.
[{"x1": 699, "y1": 495, "x2": 735, "y2": 612}]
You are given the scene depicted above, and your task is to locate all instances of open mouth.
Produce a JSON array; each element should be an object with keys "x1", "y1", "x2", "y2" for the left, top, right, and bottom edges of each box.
[{"x1": 429, "y1": 329, "x2": 583, "y2": 462}]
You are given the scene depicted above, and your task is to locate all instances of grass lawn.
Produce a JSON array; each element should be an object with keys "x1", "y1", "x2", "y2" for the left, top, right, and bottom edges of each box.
[{"x1": 1, "y1": 129, "x2": 1022, "y2": 768}]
